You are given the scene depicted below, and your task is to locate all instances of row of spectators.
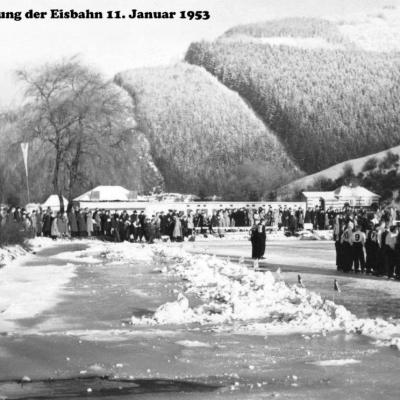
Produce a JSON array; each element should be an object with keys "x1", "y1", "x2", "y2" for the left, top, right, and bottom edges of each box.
[
  {"x1": 0, "y1": 204, "x2": 312, "y2": 241},
  {"x1": 1, "y1": 203, "x2": 398, "y2": 244}
]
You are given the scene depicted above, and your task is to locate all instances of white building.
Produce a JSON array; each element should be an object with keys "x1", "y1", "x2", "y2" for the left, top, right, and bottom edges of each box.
[{"x1": 302, "y1": 185, "x2": 380, "y2": 209}]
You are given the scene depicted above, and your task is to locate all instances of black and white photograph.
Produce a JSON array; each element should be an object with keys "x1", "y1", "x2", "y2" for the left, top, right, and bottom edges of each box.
[{"x1": 1, "y1": 0, "x2": 400, "y2": 398}]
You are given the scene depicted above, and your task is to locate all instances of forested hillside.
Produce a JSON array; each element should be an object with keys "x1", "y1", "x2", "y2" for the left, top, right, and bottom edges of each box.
[
  {"x1": 185, "y1": 39, "x2": 400, "y2": 174},
  {"x1": 115, "y1": 63, "x2": 302, "y2": 199}
]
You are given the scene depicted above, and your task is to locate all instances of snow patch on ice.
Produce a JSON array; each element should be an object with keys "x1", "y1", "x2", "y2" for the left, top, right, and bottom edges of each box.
[
  {"x1": 310, "y1": 359, "x2": 361, "y2": 366},
  {"x1": 127, "y1": 245, "x2": 400, "y2": 350},
  {"x1": 56, "y1": 328, "x2": 181, "y2": 342},
  {"x1": 175, "y1": 340, "x2": 212, "y2": 348},
  {"x1": 99, "y1": 242, "x2": 155, "y2": 263},
  {"x1": 53, "y1": 250, "x2": 103, "y2": 264}
]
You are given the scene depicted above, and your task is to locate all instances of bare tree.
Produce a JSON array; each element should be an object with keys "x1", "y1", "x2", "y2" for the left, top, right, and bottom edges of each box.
[{"x1": 17, "y1": 57, "x2": 135, "y2": 199}]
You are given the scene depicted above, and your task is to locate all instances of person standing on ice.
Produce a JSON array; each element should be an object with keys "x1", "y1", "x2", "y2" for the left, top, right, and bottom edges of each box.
[
  {"x1": 42, "y1": 208, "x2": 53, "y2": 237},
  {"x1": 394, "y1": 229, "x2": 400, "y2": 279},
  {"x1": 110, "y1": 215, "x2": 120, "y2": 242},
  {"x1": 51, "y1": 212, "x2": 60, "y2": 240},
  {"x1": 86, "y1": 210, "x2": 94, "y2": 237},
  {"x1": 0, "y1": 207, "x2": 6, "y2": 227},
  {"x1": 172, "y1": 215, "x2": 182, "y2": 242},
  {"x1": 57, "y1": 212, "x2": 68, "y2": 238},
  {"x1": 250, "y1": 221, "x2": 259, "y2": 259},
  {"x1": 30, "y1": 210, "x2": 37, "y2": 237},
  {"x1": 144, "y1": 217, "x2": 155, "y2": 244},
  {"x1": 250, "y1": 219, "x2": 266, "y2": 259},
  {"x1": 258, "y1": 219, "x2": 267, "y2": 259},
  {"x1": 384, "y1": 225, "x2": 398, "y2": 278},
  {"x1": 351, "y1": 225, "x2": 366, "y2": 273},
  {"x1": 377, "y1": 221, "x2": 388, "y2": 276},
  {"x1": 333, "y1": 214, "x2": 343, "y2": 271},
  {"x1": 36, "y1": 208, "x2": 43, "y2": 236},
  {"x1": 365, "y1": 223, "x2": 378, "y2": 274},
  {"x1": 187, "y1": 211, "x2": 194, "y2": 236},
  {"x1": 340, "y1": 221, "x2": 353, "y2": 272},
  {"x1": 68, "y1": 207, "x2": 78, "y2": 238}
]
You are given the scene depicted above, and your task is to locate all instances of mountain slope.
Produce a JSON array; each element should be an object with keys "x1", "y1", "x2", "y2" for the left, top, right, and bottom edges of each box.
[
  {"x1": 185, "y1": 21, "x2": 400, "y2": 175},
  {"x1": 115, "y1": 63, "x2": 302, "y2": 198}
]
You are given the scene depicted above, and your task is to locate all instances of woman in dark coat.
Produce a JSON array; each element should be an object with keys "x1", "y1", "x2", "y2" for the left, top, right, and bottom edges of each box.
[
  {"x1": 36, "y1": 208, "x2": 43, "y2": 236},
  {"x1": 68, "y1": 209, "x2": 78, "y2": 238},
  {"x1": 257, "y1": 220, "x2": 266, "y2": 259},
  {"x1": 77, "y1": 210, "x2": 87, "y2": 237},
  {"x1": 251, "y1": 220, "x2": 266, "y2": 259},
  {"x1": 42, "y1": 209, "x2": 53, "y2": 237},
  {"x1": 251, "y1": 223, "x2": 258, "y2": 259},
  {"x1": 111, "y1": 215, "x2": 120, "y2": 242}
]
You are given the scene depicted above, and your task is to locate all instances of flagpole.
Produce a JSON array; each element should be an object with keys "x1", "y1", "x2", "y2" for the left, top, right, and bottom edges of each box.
[
  {"x1": 20, "y1": 143, "x2": 30, "y2": 203},
  {"x1": 26, "y1": 169, "x2": 30, "y2": 204}
]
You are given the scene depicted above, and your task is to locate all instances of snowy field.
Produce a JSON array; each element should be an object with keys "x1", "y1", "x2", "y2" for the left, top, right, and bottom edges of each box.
[{"x1": 0, "y1": 236, "x2": 400, "y2": 399}]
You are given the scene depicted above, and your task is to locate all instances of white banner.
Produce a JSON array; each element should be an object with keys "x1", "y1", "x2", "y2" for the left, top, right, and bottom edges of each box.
[{"x1": 20, "y1": 142, "x2": 29, "y2": 177}]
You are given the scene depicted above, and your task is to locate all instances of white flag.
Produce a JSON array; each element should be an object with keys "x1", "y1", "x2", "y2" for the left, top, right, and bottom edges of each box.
[{"x1": 21, "y1": 142, "x2": 29, "y2": 177}]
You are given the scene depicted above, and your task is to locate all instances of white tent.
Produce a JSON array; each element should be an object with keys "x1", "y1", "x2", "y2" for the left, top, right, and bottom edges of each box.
[
  {"x1": 25, "y1": 203, "x2": 41, "y2": 213},
  {"x1": 74, "y1": 186, "x2": 136, "y2": 202},
  {"x1": 42, "y1": 195, "x2": 69, "y2": 211}
]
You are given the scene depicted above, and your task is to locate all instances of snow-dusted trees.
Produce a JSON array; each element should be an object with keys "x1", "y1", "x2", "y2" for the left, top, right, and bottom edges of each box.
[
  {"x1": 17, "y1": 58, "x2": 135, "y2": 199},
  {"x1": 185, "y1": 36, "x2": 400, "y2": 174},
  {"x1": 115, "y1": 63, "x2": 301, "y2": 199}
]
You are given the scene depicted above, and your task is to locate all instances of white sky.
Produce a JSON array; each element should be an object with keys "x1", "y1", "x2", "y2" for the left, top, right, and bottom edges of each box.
[{"x1": 0, "y1": 0, "x2": 396, "y2": 108}]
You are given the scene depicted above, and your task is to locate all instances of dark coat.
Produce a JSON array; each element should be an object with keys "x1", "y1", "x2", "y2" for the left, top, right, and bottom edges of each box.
[
  {"x1": 42, "y1": 214, "x2": 52, "y2": 235},
  {"x1": 77, "y1": 212, "x2": 86, "y2": 233},
  {"x1": 69, "y1": 211, "x2": 78, "y2": 233},
  {"x1": 251, "y1": 224, "x2": 266, "y2": 259}
]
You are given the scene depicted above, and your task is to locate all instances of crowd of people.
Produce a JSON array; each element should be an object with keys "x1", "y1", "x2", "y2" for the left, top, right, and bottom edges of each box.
[
  {"x1": 2, "y1": 202, "x2": 400, "y2": 279},
  {"x1": 334, "y1": 206, "x2": 400, "y2": 279},
  {"x1": 0, "y1": 203, "x2": 339, "y2": 242}
]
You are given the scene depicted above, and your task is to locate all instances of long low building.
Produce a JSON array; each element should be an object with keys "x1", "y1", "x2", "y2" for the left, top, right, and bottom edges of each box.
[{"x1": 73, "y1": 185, "x2": 306, "y2": 214}]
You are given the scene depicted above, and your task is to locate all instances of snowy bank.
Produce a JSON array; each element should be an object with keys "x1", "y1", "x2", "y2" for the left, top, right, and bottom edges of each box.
[
  {"x1": 124, "y1": 245, "x2": 400, "y2": 350},
  {"x1": 0, "y1": 244, "x2": 29, "y2": 267}
]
